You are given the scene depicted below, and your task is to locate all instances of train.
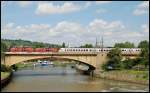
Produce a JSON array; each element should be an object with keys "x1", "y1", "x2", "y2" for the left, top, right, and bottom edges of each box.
[
  {"x1": 59, "y1": 48, "x2": 141, "y2": 54},
  {"x1": 9, "y1": 47, "x2": 141, "y2": 54},
  {"x1": 9, "y1": 47, "x2": 60, "y2": 52}
]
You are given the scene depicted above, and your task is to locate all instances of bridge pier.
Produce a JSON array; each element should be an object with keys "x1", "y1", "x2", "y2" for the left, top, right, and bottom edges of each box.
[
  {"x1": 90, "y1": 70, "x2": 94, "y2": 77},
  {"x1": 95, "y1": 53, "x2": 108, "y2": 71}
]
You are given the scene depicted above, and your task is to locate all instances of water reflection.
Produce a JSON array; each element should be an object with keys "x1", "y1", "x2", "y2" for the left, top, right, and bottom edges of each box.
[{"x1": 1, "y1": 64, "x2": 149, "y2": 92}]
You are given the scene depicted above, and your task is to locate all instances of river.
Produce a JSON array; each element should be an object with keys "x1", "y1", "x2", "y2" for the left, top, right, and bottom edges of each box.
[{"x1": 1, "y1": 64, "x2": 149, "y2": 92}]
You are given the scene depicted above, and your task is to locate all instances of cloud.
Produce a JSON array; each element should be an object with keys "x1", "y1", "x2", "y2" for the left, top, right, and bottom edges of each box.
[
  {"x1": 17, "y1": 1, "x2": 32, "y2": 7},
  {"x1": 142, "y1": 24, "x2": 149, "y2": 33},
  {"x1": 96, "y1": 1, "x2": 111, "y2": 4},
  {"x1": 1, "y1": 23, "x2": 51, "y2": 41},
  {"x1": 36, "y1": 2, "x2": 83, "y2": 15},
  {"x1": 96, "y1": 9, "x2": 107, "y2": 14},
  {"x1": 2, "y1": 20, "x2": 149, "y2": 47},
  {"x1": 133, "y1": 1, "x2": 149, "y2": 15},
  {"x1": 5, "y1": 23, "x2": 15, "y2": 28},
  {"x1": 89, "y1": 19, "x2": 125, "y2": 32}
]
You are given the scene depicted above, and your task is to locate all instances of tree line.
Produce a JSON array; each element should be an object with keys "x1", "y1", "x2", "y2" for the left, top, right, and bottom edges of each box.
[
  {"x1": 102, "y1": 40, "x2": 149, "y2": 71},
  {"x1": 1, "y1": 39, "x2": 67, "y2": 51}
]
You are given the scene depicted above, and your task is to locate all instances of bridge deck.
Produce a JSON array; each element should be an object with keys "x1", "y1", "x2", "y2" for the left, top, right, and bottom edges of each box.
[
  {"x1": 5, "y1": 52, "x2": 139, "y2": 56},
  {"x1": 4, "y1": 52, "x2": 98, "y2": 56}
]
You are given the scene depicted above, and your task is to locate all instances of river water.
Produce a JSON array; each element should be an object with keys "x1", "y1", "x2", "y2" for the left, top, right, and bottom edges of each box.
[{"x1": 1, "y1": 64, "x2": 149, "y2": 92}]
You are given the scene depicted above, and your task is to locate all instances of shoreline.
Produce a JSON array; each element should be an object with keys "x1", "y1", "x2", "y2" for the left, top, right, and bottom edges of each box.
[
  {"x1": 1, "y1": 71, "x2": 13, "y2": 89},
  {"x1": 94, "y1": 70, "x2": 149, "y2": 85}
]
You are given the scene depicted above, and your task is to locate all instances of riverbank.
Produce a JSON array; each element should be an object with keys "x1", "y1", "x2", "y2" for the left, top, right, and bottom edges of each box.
[
  {"x1": 1, "y1": 71, "x2": 13, "y2": 89},
  {"x1": 1, "y1": 72, "x2": 10, "y2": 80},
  {"x1": 94, "y1": 70, "x2": 149, "y2": 85}
]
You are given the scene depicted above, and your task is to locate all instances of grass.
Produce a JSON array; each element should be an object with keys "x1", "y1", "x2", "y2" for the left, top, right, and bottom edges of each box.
[
  {"x1": 1, "y1": 72, "x2": 10, "y2": 80},
  {"x1": 16, "y1": 63, "x2": 34, "y2": 68},
  {"x1": 102, "y1": 69, "x2": 149, "y2": 81}
]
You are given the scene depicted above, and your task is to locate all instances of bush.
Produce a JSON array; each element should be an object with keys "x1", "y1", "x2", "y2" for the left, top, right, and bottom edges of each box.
[
  {"x1": 102, "y1": 63, "x2": 109, "y2": 71},
  {"x1": 120, "y1": 59, "x2": 135, "y2": 69},
  {"x1": 1, "y1": 64, "x2": 6, "y2": 72},
  {"x1": 11, "y1": 65, "x2": 18, "y2": 71},
  {"x1": 1, "y1": 64, "x2": 12, "y2": 72}
]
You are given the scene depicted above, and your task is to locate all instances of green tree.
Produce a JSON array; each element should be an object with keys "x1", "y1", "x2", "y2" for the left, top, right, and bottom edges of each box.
[
  {"x1": 1, "y1": 39, "x2": 62, "y2": 48},
  {"x1": 80, "y1": 44, "x2": 93, "y2": 48},
  {"x1": 62, "y1": 42, "x2": 65, "y2": 48},
  {"x1": 114, "y1": 41, "x2": 135, "y2": 48},
  {"x1": 102, "y1": 48, "x2": 122, "y2": 70},
  {"x1": 1, "y1": 41, "x2": 7, "y2": 59},
  {"x1": 138, "y1": 40, "x2": 149, "y2": 69},
  {"x1": 138, "y1": 40, "x2": 149, "y2": 48},
  {"x1": 120, "y1": 58, "x2": 136, "y2": 69},
  {"x1": 139, "y1": 48, "x2": 149, "y2": 68}
]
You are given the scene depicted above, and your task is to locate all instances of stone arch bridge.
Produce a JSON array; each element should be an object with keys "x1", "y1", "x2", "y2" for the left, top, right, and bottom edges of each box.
[{"x1": 3, "y1": 52, "x2": 139, "y2": 70}]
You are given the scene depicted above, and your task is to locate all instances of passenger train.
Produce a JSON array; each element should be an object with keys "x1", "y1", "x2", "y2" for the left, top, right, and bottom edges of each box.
[{"x1": 59, "y1": 48, "x2": 141, "y2": 54}]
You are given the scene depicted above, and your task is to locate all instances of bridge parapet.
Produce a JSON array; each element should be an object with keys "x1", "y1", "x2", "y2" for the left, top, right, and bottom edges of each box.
[{"x1": 5, "y1": 51, "x2": 140, "y2": 56}]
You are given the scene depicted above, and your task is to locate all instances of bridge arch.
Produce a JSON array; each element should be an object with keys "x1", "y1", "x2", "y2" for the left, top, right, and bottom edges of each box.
[
  {"x1": 4, "y1": 52, "x2": 140, "y2": 71},
  {"x1": 4, "y1": 55, "x2": 96, "y2": 70}
]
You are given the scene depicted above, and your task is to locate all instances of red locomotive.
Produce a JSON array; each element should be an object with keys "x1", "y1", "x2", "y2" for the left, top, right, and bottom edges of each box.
[
  {"x1": 9, "y1": 47, "x2": 60, "y2": 52},
  {"x1": 10, "y1": 47, "x2": 23, "y2": 52},
  {"x1": 23, "y1": 47, "x2": 34, "y2": 52},
  {"x1": 35, "y1": 48, "x2": 46, "y2": 52}
]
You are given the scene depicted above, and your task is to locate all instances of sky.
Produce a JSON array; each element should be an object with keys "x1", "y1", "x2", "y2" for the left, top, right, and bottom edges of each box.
[{"x1": 1, "y1": 1, "x2": 149, "y2": 47}]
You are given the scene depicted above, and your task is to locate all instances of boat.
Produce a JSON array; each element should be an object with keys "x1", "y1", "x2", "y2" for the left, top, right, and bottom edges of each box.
[
  {"x1": 75, "y1": 64, "x2": 89, "y2": 71},
  {"x1": 41, "y1": 61, "x2": 48, "y2": 66}
]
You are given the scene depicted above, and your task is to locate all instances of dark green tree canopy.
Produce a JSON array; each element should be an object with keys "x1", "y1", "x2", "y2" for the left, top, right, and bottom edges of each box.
[
  {"x1": 62, "y1": 42, "x2": 66, "y2": 48},
  {"x1": 1, "y1": 39, "x2": 62, "y2": 48},
  {"x1": 138, "y1": 40, "x2": 149, "y2": 48},
  {"x1": 80, "y1": 44, "x2": 93, "y2": 48},
  {"x1": 103, "y1": 48, "x2": 122, "y2": 70},
  {"x1": 1, "y1": 41, "x2": 7, "y2": 52},
  {"x1": 107, "y1": 48, "x2": 122, "y2": 59},
  {"x1": 1, "y1": 41, "x2": 7, "y2": 59},
  {"x1": 114, "y1": 41, "x2": 135, "y2": 48}
]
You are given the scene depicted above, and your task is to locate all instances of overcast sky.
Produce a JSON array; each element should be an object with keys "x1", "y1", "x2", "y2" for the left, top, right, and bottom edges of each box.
[{"x1": 1, "y1": 1, "x2": 149, "y2": 47}]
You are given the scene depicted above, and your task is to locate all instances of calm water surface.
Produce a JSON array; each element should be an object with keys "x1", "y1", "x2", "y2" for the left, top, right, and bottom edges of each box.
[{"x1": 1, "y1": 65, "x2": 149, "y2": 92}]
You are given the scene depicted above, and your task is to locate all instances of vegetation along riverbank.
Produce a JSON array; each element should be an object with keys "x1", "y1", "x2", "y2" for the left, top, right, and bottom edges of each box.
[{"x1": 95, "y1": 40, "x2": 149, "y2": 85}]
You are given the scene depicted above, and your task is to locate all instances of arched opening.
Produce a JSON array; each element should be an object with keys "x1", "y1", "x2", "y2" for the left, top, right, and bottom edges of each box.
[{"x1": 11, "y1": 56, "x2": 96, "y2": 75}]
